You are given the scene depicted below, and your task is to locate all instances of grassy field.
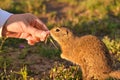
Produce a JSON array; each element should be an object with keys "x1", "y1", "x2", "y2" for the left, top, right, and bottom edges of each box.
[{"x1": 0, "y1": 0, "x2": 120, "y2": 80}]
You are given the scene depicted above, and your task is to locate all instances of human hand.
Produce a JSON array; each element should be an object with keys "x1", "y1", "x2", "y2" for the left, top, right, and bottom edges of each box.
[{"x1": 2, "y1": 13, "x2": 50, "y2": 45}]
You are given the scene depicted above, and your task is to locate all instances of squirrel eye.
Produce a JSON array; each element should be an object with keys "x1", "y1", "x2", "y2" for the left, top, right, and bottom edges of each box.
[
  {"x1": 66, "y1": 30, "x2": 68, "y2": 34},
  {"x1": 56, "y1": 29, "x2": 60, "y2": 32}
]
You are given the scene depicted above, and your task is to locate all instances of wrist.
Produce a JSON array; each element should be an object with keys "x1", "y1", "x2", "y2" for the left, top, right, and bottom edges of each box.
[
  {"x1": 0, "y1": 9, "x2": 13, "y2": 37},
  {"x1": 2, "y1": 15, "x2": 14, "y2": 37}
]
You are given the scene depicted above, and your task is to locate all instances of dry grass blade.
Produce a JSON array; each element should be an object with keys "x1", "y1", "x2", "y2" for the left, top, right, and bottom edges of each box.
[
  {"x1": 49, "y1": 37, "x2": 58, "y2": 49},
  {"x1": 44, "y1": 35, "x2": 58, "y2": 49},
  {"x1": 44, "y1": 34, "x2": 50, "y2": 44}
]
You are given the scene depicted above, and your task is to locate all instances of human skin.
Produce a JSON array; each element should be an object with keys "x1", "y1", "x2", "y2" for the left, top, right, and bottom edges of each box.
[{"x1": 2, "y1": 13, "x2": 50, "y2": 45}]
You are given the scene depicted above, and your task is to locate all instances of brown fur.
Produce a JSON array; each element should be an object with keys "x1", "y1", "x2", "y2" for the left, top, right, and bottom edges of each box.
[{"x1": 50, "y1": 27, "x2": 120, "y2": 80}]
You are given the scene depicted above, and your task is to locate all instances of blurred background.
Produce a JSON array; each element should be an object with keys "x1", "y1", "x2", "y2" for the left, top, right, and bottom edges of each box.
[{"x1": 0, "y1": 0, "x2": 120, "y2": 80}]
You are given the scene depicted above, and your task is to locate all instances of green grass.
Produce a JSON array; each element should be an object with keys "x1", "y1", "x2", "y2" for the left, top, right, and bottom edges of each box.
[
  {"x1": 49, "y1": 63, "x2": 82, "y2": 80},
  {"x1": 103, "y1": 36, "x2": 120, "y2": 60},
  {"x1": 0, "y1": 0, "x2": 120, "y2": 79}
]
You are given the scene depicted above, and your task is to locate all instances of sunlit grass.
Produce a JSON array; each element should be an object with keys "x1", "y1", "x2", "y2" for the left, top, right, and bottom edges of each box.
[
  {"x1": 103, "y1": 36, "x2": 120, "y2": 60},
  {"x1": 0, "y1": 0, "x2": 120, "y2": 79}
]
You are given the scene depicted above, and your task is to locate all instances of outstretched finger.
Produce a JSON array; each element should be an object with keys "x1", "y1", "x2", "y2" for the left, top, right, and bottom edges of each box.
[{"x1": 26, "y1": 25, "x2": 50, "y2": 41}]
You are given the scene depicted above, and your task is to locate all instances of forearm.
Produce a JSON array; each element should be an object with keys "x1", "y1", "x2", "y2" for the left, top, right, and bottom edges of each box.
[{"x1": 0, "y1": 9, "x2": 13, "y2": 37}]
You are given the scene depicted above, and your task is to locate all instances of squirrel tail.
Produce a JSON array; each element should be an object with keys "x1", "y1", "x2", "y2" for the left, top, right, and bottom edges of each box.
[{"x1": 109, "y1": 70, "x2": 120, "y2": 79}]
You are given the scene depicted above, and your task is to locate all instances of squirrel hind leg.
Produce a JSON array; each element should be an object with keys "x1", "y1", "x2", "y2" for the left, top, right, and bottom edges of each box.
[{"x1": 109, "y1": 70, "x2": 120, "y2": 79}]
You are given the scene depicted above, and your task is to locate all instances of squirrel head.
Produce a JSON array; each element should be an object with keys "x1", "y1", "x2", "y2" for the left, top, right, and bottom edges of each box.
[{"x1": 50, "y1": 27, "x2": 74, "y2": 45}]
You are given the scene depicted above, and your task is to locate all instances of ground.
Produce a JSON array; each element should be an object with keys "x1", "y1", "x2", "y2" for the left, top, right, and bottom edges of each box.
[{"x1": 0, "y1": 0, "x2": 120, "y2": 80}]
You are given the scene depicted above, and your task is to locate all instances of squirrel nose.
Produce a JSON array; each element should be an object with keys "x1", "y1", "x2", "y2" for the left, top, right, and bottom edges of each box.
[{"x1": 56, "y1": 29, "x2": 60, "y2": 32}]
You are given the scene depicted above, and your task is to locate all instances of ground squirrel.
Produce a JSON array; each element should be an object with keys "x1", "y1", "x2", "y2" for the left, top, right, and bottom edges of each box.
[{"x1": 50, "y1": 27, "x2": 120, "y2": 80}]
